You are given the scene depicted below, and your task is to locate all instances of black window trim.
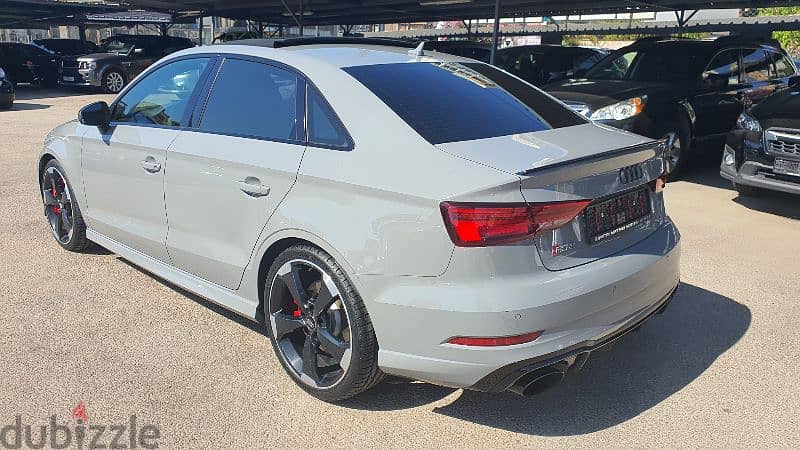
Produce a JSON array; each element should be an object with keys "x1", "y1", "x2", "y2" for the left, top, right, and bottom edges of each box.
[
  {"x1": 304, "y1": 82, "x2": 355, "y2": 152},
  {"x1": 105, "y1": 51, "x2": 356, "y2": 151},
  {"x1": 107, "y1": 53, "x2": 219, "y2": 131},
  {"x1": 191, "y1": 54, "x2": 307, "y2": 145},
  {"x1": 190, "y1": 52, "x2": 354, "y2": 151}
]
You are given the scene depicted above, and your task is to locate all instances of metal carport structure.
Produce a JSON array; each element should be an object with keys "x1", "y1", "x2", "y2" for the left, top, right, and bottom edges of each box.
[{"x1": 119, "y1": 0, "x2": 800, "y2": 62}]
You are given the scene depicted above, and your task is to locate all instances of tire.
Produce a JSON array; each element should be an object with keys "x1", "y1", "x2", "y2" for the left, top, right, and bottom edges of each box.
[
  {"x1": 264, "y1": 244, "x2": 383, "y2": 402},
  {"x1": 101, "y1": 69, "x2": 126, "y2": 94},
  {"x1": 734, "y1": 182, "x2": 762, "y2": 197},
  {"x1": 660, "y1": 117, "x2": 692, "y2": 180},
  {"x1": 41, "y1": 159, "x2": 91, "y2": 252}
]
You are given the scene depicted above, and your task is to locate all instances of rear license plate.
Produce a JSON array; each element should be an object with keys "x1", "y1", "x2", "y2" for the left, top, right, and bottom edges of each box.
[
  {"x1": 774, "y1": 158, "x2": 800, "y2": 177},
  {"x1": 584, "y1": 188, "x2": 651, "y2": 243},
  {"x1": 62, "y1": 76, "x2": 74, "y2": 82}
]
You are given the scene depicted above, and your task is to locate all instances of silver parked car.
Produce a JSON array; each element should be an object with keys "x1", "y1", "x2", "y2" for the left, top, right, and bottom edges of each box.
[{"x1": 39, "y1": 38, "x2": 680, "y2": 402}]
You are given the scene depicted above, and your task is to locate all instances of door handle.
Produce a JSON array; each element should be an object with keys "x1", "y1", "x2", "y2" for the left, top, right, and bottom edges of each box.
[
  {"x1": 141, "y1": 157, "x2": 162, "y2": 173},
  {"x1": 237, "y1": 177, "x2": 270, "y2": 197}
]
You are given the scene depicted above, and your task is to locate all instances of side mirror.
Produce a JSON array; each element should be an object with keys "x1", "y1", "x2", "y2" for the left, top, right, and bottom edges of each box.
[
  {"x1": 789, "y1": 75, "x2": 800, "y2": 88},
  {"x1": 79, "y1": 101, "x2": 110, "y2": 128},
  {"x1": 702, "y1": 73, "x2": 729, "y2": 91}
]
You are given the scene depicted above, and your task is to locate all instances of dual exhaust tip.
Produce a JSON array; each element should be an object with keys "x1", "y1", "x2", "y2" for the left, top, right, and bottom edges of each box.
[{"x1": 507, "y1": 355, "x2": 584, "y2": 396}]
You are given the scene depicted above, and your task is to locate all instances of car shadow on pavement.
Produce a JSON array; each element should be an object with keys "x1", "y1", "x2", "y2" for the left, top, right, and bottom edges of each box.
[
  {"x1": 345, "y1": 283, "x2": 750, "y2": 436},
  {"x1": 13, "y1": 86, "x2": 95, "y2": 101},
  {"x1": 5, "y1": 102, "x2": 50, "y2": 111},
  {"x1": 733, "y1": 192, "x2": 800, "y2": 220}
]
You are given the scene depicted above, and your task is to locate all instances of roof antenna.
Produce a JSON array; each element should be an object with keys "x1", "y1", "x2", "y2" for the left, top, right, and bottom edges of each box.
[{"x1": 408, "y1": 41, "x2": 425, "y2": 57}]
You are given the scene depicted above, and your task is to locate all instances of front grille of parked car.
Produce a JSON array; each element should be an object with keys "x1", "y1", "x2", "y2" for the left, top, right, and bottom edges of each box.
[
  {"x1": 769, "y1": 140, "x2": 800, "y2": 155},
  {"x1": 61, "y1": 59, "x2": 78, "y2": 70},
  {"x1": 765, "y1": 128, "x2": 800, "y2": 156}
]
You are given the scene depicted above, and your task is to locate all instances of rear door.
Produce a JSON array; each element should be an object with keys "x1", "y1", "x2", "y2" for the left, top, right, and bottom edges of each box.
[
  {"x1": 164, "y1": 56, "x2": 306, "y2": 289},
  {"x1": 741, "y1": 48, "x2": 780, "y2": 105},
  {"x1": 692, "y1": 48, "x2": 744, "y2": 138}
]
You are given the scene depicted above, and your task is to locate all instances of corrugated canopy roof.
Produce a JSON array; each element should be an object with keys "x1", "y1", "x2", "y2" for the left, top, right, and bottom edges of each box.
[{"x1": 120, "y1": 0, "x2": 795, "y2": 25}]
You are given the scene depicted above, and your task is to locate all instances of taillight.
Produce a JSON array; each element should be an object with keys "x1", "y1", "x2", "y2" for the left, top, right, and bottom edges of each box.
[
  {"x1": 440, "y1": 200, "x2": 592, "y2": 247},
  {"x1": 446, "y1": 330, "x2": 543, "y2": 347}
]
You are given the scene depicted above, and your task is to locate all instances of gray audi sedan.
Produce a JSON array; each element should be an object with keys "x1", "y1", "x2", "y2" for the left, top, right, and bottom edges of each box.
[{"x1": 39, "y1": 37, "x2": 680, "y2": 402}]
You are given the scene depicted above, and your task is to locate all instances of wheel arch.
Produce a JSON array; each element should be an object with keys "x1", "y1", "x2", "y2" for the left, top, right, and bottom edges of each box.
[{"x1": 253, "y1": 231, "x2": 362, "y2": 323}]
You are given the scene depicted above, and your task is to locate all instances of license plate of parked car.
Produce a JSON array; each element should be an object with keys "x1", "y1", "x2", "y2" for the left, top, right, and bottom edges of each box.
[
  {"x1": 584, "y1": 188, "x2": 651, "y2": 243},
  {"x1": 62, "y1": 76, "x2": 74, "y2": 82},
  {"x1": 774, "y1": 158, "x2": 800, "y2": 177}
]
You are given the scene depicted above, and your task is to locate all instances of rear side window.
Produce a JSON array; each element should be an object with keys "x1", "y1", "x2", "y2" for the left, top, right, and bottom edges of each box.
[
  {"x1": 770, "y1": 52, "x2": 796, "y2": 78},
  {"x1": 307, "y1": 85, "x2": 351, "y2": 149},
  {"x1": 200, "y1": 58, "x2": 299, "y2": 141},
  {"x1": 343, "y1": 62, "x2": 585, "y2": 144},
  {"x1": 742, "y1": 49, "x2": 772, "y2": 82}
]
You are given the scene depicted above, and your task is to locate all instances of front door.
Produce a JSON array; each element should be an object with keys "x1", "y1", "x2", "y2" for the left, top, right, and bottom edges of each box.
[
  {"x1": 165, "y1": 57, "x2": 306, "y2": 289},
  {"x1": 81, "y1": 57, "x2": 211, "y2": 263}
]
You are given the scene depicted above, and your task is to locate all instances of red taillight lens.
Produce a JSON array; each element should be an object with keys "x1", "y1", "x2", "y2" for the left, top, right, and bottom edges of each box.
[
  {"x1": 440, "y1": 200, "x2": 591, "y2": 247},
  {"x1": 447, "y1": 331, "x2": 543, "y2": 347}
]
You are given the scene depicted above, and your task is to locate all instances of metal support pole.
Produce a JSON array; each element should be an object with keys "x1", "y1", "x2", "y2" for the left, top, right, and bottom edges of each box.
[
  {"x1": 78, "y1": 23, "x2": 87, "y2": 42},
  {"x1": 258, "y1": 21, "x2": 264, "y2": 38},
  {"x1": 198, "y1": 13, "x2": 203, "y2": 45},
  {"x1": 490, "y1": 0, "x2": 501, "y2": 65},
  {"x1": 298, "y1": 0, "x2": 304, "y2": 36}
]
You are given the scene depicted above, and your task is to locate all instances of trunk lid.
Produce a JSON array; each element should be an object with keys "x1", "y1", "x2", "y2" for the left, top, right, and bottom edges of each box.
[{"x1": 436, "y1": 123, "x2": 668, "y2": 270}]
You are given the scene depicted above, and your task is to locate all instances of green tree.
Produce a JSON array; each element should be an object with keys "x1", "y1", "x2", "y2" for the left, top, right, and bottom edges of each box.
[{"x1": 757, "y1": 7, "x2": 800, "y2": 57}]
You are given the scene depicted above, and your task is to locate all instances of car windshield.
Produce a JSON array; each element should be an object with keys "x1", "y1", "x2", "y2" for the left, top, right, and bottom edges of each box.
[
  {"x1": 100, "y1": 38, "x2": 135, "y2": 54},
  {"x1": 585, "y1": 47, "x2": 697, "y2": 83}
]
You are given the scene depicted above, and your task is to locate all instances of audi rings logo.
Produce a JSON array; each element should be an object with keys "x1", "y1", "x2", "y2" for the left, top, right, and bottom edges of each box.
[{"x1": 619, "y1": 164, "x2": 645, "y2": 184}]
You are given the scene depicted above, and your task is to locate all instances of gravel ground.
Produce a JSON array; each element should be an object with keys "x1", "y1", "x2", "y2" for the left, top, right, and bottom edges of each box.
[{"x1": 1, "y1": 87, "x2": 798, "y2": 449}]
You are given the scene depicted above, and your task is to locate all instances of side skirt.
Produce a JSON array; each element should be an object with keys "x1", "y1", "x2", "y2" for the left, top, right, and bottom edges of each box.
[{"x1": 87, "y1": 229, "x2": 260, "y2": 321}]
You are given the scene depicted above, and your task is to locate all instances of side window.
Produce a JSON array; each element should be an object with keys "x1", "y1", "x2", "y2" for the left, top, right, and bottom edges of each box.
[
  {"x1": 199, "y1": 58, "x2": 298, "y2": 141},
  {"x1": 703, "y1": 49, "x2": 740, "y2": 85},
  {"x1": 742, "y1": 49, "x2": 772, "y2": 82},
  {"x1": 307, "y1": 85, "x2": 351, "y2": 149},
  {"x1": 770, "y1": 52, "x2": 796, "y2": 78},
  {"x1": 112, "y1": 57, "x2": 209, "y2": 127}
]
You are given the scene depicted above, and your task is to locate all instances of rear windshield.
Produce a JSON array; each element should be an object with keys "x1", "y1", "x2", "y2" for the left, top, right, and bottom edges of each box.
[{"x1": 343, "y1": 62, "x2": 585, "y2": 144}]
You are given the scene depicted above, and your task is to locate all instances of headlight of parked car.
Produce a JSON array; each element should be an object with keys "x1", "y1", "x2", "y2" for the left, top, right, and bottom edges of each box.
[
  {"x1": 78, "y1": 61, "x2": 96, "y2": 70},
  {"x1": 736, "y1": 111, "x2": 762, "y2": 133},
  {"x1": 589, "y1": 96, "x2": 647, "y2": 121}
]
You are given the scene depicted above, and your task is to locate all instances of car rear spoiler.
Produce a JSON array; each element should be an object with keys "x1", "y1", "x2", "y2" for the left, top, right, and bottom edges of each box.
[{"x1": 517, "y1": 140, "x2": 666, "y2": 188}]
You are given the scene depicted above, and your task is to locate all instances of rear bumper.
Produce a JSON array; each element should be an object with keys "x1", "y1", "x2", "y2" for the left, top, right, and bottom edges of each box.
[
  {"x1": 470, "y1": 284, "x2": 677, "y2": 392},
  {"x1": 721, "y1": 144, "x2": 800, "y2": 195},
  {"x1": 364, "y1": 219, "x2": 681, "y2": 389}
]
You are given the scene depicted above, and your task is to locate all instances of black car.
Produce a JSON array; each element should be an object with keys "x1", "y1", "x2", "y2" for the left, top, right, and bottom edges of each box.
[
  {"x1": 496, "y1": 44, "x2": 608, "y2": 86},
  {"x1": 721, "y1": 80, "x2": 800, "y2": 196},
  {"x1": 33, "y1": 39, "x2": 98, "y2": 57},
  {"x1": 0, "y1": 42, "x2": 60, "y2": 87},
  {"x1": 545, "y1": 36, "x2": 800, "y2": 176},
  {"x1": 423, "y1": 40, "x2": 491, "y2": 63},
  {"x1": 60, "y1": 34, "x2": 195, "y2": 93},
  {"x1": 0, "y1": 66, "x2": 14, "y2": 109}
]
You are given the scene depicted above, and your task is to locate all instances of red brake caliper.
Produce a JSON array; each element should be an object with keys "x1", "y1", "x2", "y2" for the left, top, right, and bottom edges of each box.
[
  {"x1": 51, "y1": 185, "x2": 60, "y2": 214},
  {"x1": 291, "y1": 299, "x2": 302, "y2": 318}
]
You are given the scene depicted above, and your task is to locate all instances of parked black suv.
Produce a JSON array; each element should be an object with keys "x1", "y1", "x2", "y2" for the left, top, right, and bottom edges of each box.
[
  {"x1": 721, "y1": 80, "x2": 800, "y2": 196},
  {"x1": 0, "y1": 66, "x2": 14, "y2": 109},
  {"x1": 33, "y1": 39, "x2": 98, "y2": 57},
  {"x1": 545, "y1": 37, "x2": 799, "y2": 176},
  {"x1": 423, "y1": 40, "x2": 492, "y2": 63},
  {"x1": 0, "y1": 42, "x2": 59, "y2": 87},
  {"x1": 496, "y1": 44, "x2": 607, "y2": 86},
  {"x1": 60, "y1": 34, "x2": 194, "y2": 93}
]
